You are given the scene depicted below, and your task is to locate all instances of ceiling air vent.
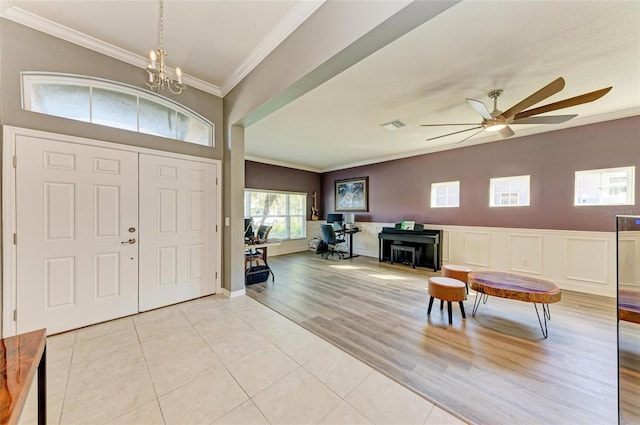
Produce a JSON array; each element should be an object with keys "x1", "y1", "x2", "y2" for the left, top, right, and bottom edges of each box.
[{"x1": 381, "y1": 120, "x2": 406, "y2": 131}]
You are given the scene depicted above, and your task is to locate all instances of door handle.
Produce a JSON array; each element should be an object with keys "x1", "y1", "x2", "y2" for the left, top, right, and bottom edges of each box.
[{"x1": 121, "y1": 238, "x2": 137, "y2": 245}]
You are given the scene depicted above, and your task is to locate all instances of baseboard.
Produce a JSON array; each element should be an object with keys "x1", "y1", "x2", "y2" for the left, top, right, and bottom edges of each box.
[{"x1": 222, "y1": 288, "x2": 246, "y2": 298}]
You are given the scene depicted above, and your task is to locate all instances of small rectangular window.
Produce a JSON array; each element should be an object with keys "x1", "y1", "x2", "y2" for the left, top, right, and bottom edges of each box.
[
  {"x1": 431, "y1": 181, "x2": 460, "y2": 208},
  {"x1": 575, "y1": 166, "x2": 635, "y2": 206},
  {"x1": 490, "y1": 175, "x2": 530, "y2": 207}
]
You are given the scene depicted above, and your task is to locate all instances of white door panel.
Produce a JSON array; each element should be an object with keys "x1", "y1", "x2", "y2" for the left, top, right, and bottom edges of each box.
[
  {"x1": 16, "y1": 136, "x2": 139, "y2": 334},
  {"x1": 139, "y1": 154, "x2": 217, "y2": 311}
]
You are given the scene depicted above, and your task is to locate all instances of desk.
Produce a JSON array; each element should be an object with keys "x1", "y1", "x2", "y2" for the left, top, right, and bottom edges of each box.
[
  {"x1": 245, "y1": 240, "x2": 281, "y2": 283},
  {"x1": 468, "y1": 271, "x2": 561, "y2": 338},
  {"x1": 336, "y1": 227, "x2": 360, "y2": 259},
  {"x1": 1, "y1": 329, "x2": 47, "y2": 425}
]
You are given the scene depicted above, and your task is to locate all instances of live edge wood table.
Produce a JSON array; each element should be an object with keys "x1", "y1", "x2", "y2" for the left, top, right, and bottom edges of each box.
[
  {"x1": 468, "y1": 271, "x2": 562, "y2": 338},
  {"x1": 1, "y1": 329, "x2": 47, "y2": 425},
  {"x1": 619, "y1": 288, "x2": 640, "y2": 324}
]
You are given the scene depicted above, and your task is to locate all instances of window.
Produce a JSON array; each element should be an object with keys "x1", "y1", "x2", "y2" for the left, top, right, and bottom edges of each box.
[
  {"x1": 490, "y1": 175, "x2": 530, "y2": 207},
  {"x1": 431, "y1": 181, "x2": 460, "y2": 208},
  {"x1": 575, "y1": 166, "x2": 635, "y2": 206},
  {"x1": 21, "y1": 72, "x2": 213, "y2": 146},
  {"x1": 244, "y1": 190, "x2": 307, "y2": 240}
]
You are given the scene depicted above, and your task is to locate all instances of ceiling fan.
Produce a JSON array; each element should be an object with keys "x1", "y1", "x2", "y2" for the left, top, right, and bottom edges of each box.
[{"x1": 421, "y1": 77, "x2": 612, "y2": 144}]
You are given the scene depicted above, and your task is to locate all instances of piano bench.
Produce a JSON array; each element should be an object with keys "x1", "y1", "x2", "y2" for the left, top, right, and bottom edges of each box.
[{"x1": 390, "y1": 244, "x2": 421, "y2": 269}]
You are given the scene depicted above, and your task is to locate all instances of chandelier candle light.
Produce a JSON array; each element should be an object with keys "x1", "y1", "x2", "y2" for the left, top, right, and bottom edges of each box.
[{"x1": 146, "y1": 0, "x2": 186, "y2": 94}]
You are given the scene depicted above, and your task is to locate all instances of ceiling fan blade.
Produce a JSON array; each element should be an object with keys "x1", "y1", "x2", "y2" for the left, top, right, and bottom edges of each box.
[
  {"x1": 426, "y1": 126, "x2": 482, "y2": 141},
  {"x1": 513, "y1": 87, "x2": 612, "y2": 120},
  {"x1": 466, "y1": 98, "x2": 492, "y2": 119},
  {"x1": 456, "y1": 128, "x2": 485, "y2": 144},
  {"x1": 500, "y1": 77, "x2": 566, "y2": 120},
  {"x1": 499, "y1": 126, "x2": 515, "y2": 138},
  {"x1": 511, "y1": 114, "x2": 577, "y2": 124},
  {"x1": 420, "y1": 123, "x2": 480, "y2": 126}
]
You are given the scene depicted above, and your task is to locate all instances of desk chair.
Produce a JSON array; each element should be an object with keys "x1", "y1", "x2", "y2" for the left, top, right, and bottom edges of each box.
[
  {"x1": 320, "y1": 224, "x2": 346, "y2": 259},
  {"x1": 245, "y1": 225, "x2": 272, "y2": 269}
]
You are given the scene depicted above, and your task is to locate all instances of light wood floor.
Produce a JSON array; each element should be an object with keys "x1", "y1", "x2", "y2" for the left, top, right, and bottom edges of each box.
[{"x1": 246, "y1": 252, "x2": 619, "y2": 425}]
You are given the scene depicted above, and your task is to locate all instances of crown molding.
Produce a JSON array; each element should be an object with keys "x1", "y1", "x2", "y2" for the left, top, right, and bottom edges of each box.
[
  {"x1": 244, "y1": 155, "x2": 323, "y2": 173},
  {"x1": 219, "y1": 0, "x2": 325, "y2": 96},
  {"x1": 0, "y1": 5, "x2": 223, "y2": 97},
  {"x1": 246, "y1": 109, "x2": 640, "y2": 174}
]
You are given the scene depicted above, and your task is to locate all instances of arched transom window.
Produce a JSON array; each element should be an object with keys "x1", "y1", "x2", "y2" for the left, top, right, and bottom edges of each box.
[{"x1": 21, "y1": 72, "x2": 213, "y2": 147}]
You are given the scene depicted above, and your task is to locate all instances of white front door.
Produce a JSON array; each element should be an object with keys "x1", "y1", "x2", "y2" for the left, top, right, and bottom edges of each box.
[
  {"x1": 138, "y1": 154, "x2": 217, "y2": 311},
  {"x1": 15, "y1": 136, "x2": 139, "y2": 334}
]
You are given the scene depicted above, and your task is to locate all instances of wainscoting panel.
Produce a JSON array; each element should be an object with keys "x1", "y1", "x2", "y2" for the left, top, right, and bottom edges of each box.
[
  {"x1": 463, "y1": 232, "x2": 491, "y2": 267},
  {"x1": 297, "y1": 221, "x2": 617, "y2": 297},
  {"x1": 565, "y1": 237, "x2": 609, "y2": 285},
  {"x1": 618, "y1": 232, "x2": 640, "y2": 286},
  {"x1": 442, "y1": 230, "x2": 450, "y2": 262},
  {"x1": 508, "y1": 234, "x2": 543, "y2": 275}
]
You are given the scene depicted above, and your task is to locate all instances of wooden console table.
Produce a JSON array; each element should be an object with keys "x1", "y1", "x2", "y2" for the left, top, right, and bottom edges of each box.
[{"x1": 1, "y1": 329, "x2": 47, "y2": 425}]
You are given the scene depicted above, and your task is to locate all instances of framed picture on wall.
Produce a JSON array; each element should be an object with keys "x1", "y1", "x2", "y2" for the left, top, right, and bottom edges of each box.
[{"x1": 335, "y1": 177, "x2": 368, "y2": 212}]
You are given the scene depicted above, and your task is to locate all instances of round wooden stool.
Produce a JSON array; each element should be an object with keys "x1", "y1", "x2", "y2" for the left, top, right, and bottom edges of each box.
[
  {"x1": 427, "y1": 276, "x2": 466, "y2": 325},
  {"x1": 442, "y1": 264, "x2": 472, "y2": 294}
]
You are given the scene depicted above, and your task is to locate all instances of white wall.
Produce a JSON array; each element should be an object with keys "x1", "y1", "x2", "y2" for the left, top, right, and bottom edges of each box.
[{"x1": 270, "y1": 221, "x2": 619, "y2": 298}]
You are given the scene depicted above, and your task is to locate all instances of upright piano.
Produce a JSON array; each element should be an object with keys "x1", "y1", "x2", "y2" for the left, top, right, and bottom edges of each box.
[{"x1": 378, "y1": 226, "x2": 442, "y2": 271}]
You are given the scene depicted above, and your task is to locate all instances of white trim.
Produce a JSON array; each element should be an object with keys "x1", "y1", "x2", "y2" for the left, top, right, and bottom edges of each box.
[
  {"x1": 304, "y1": 221, "x2": 617, "y2": 297},
  {"x1": 223, "y1": 288, "x2": 247, "y2": 298},
  {"x1": 2, "y1": 130, "x2": 18, "y2": 337},
  {"x1": 1, "y1": 1, "x2": 326, "y2": 97},
  {"x1": 2, "y1": 125, "x2": 223, "y2": 337},
  {"x1": 21, "y1": 72, "x2": 214, "y2": 147},
  {"x1": 312, "y1": 108, "x2": 640, "y2": 173},
  {"x1": 0, "y1": 6, "x2": 222, "y2": 97},
  {"x1": 220, "y1": 0, "x2": 326, "y2": 96},
  {"x1": 244, "y1": 154, "x2": 323, "y2": 173}
]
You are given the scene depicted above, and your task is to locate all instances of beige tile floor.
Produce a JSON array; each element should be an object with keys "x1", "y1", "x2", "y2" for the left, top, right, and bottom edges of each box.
[{"x1": 20, "y1": 294, "x2": 466, "y2": 425}]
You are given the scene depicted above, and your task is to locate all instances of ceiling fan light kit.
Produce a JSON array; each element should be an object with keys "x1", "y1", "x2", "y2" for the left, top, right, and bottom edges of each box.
[{"x1": 421, "y1": 77, "x2": 612, "y2": 144}]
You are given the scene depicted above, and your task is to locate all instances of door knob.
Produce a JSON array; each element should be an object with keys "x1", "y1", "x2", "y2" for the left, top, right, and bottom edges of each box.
[{"x1": 121, "y1": 238, "x2": 136, "y2": 244}]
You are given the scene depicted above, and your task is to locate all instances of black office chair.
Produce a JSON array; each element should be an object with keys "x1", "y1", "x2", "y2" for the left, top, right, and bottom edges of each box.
[
  {"x1": 245, "y1": 225, "x2": 273, "y2": 269},
  {"x1": 320, "y1": 224, "x2": 346, "y2": 259}
]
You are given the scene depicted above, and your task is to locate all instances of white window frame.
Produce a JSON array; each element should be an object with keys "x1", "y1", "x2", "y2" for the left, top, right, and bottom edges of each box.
[
  {"x1": 244, "y1": 189, "x2": 307, "y2": 240},
  {"x1": 21, "y1": 72, "x2": 214, "y2": 147},
  {"x1": 574, "y1": 166, "x2": 635, "y2": 206},
  {"x1": 489, "y1": 175, "x2": 530, "y2": 207},
  {"x1": 431, "y1": 181, "x2": 460, "y2": 208}
]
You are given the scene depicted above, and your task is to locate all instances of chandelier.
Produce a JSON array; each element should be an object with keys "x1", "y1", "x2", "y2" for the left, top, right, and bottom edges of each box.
[{"x1": 146, "y1": 0, "x2": 186, "y2": 94}]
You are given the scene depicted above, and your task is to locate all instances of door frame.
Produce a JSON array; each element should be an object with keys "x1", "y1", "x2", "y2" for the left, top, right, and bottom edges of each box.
[{"x1": 2, "y1": 126, "x2": 222, "y2": 337}]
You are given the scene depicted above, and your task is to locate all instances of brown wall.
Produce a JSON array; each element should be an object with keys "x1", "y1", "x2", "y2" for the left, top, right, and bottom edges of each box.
[
  {"x1": 319, "y1": 116, "x2": 640, "y2": 232},
  {"x1": 245, "y1": 161, "x2": 322, "y2": 220}
]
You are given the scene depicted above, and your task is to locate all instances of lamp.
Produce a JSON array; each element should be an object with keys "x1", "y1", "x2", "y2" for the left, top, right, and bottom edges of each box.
[{"x1": 146, "y1": 0, "x2": 186, "y2": 94}]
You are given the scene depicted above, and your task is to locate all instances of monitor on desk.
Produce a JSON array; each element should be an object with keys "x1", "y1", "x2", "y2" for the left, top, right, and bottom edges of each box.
[
  {"x1": 344, "y1": 213, "x2": 355, "y2": 227},
  {"x1": 326, "y1": 213, "x2": 343, "y2": 224}
]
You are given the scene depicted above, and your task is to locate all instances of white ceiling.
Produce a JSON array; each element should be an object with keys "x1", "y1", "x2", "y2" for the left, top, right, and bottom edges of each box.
[{"x1": 2, "y1": 1, "x2": 639, "y2": 172}]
